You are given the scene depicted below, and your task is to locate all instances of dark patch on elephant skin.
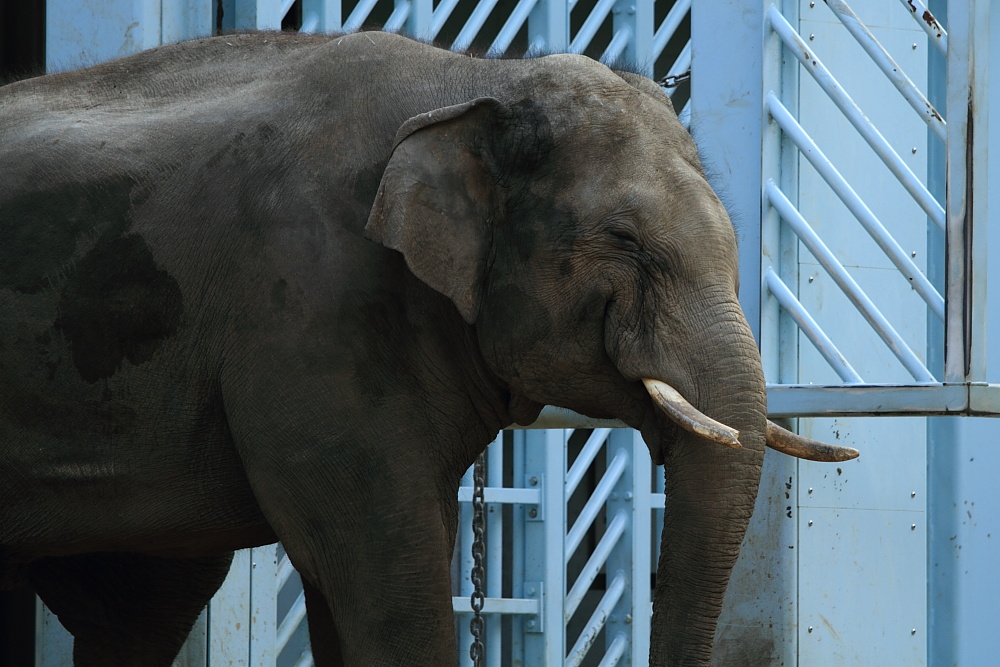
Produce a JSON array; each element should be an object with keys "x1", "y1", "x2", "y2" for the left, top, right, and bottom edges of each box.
[
  {"x1": 352, "y1": 160, "x2": 389, "y2": 208},
  {"x1": 55, "y1": 234, "x2": 183, "y2": 383},
  {"x1": 271, "y1": 279, "x2": 289, "y2": 309},
  {"x1": 488, "y1": 99, "x2": 555, "y2": 184},
  {"x1": 0, "y1": 178, "x2": 137, "y2": 294}
]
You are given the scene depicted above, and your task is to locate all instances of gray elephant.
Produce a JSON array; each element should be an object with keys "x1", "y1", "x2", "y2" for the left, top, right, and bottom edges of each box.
[{"x1": 0, "y1": 31, "x2": 856, "y2": 666}]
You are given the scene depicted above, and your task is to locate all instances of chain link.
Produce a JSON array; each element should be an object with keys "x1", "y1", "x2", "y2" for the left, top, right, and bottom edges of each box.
[
  {"x1": 469, "y1": 453, "x2": 487, "y2": 666},
  {"x1": 658, "y1": 69, "x2": 691, "y2": 88}
]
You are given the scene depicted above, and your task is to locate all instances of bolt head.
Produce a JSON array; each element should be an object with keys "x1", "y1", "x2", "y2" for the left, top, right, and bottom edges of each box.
[
  {"x1": 529, "y1": 476, "x2": 538, "y2": 486},
  {"x1": 528, "y1": 508, "x2": 538, "y2": 518}
]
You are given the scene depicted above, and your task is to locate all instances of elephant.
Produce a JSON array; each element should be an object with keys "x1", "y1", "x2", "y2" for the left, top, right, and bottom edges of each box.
[{"x1": 0, "y1": 31, "x2": 857, "y2": 666}]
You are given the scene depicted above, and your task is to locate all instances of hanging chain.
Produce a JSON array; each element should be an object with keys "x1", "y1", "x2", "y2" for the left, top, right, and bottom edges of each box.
[
  {"x1": 658, "y1": 69, "x2": 691, "y2": 88},
  {"x1": 469, "y1": 453, "x2": 487, "y2": 667}
]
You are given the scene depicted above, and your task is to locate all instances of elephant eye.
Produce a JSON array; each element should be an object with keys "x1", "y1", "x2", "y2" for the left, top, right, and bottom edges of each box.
[{"x1": 607, "y1": 226, "x2": 641, "y2": 251}]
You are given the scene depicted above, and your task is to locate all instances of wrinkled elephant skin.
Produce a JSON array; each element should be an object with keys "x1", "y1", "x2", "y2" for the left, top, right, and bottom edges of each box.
[{"x1": 2, "y1": 32, "x2": 770, "y2": 666}]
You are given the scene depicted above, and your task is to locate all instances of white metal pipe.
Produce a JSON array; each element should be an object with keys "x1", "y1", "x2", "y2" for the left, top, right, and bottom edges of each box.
[
  {"x1": 652, "y1": 0, "x2": 691, "y2": 57},
  {"x1": 764, "y1": 268, "x2": 864, "y2": 383},
  {"x1": 277, "y1": 592, "x2": 307, "y2": 655},
  {"x1": 566, "y1": 449, "x2": 628, "y2": 561},
  {"x1": 432, "y1": 0, "x2": 462, "y2": 36},
  {"x1": 383, "y1": 2, "x2": 410, "y2": 33},
  {"x1": 767, "y1": 5, "x2": 946, "y2": 231},
  {"x1": 766, "y1": 93, "x2": 945, "y2": 320},
  {"x1": 570, "y1": 0, "x2": 617, "y2": 53},
  {"x1": 825, "y1": 0, "x2": 945, "y2": 143},
  {"x1": 565, "y1": 428, "x2": 612, "y2": 498},
  {"x1": 598, "y1": 632, "x2": 628, "y2": 667},
  {"x1": 342, "y1": 0, "x2": 379, "y2": 32},
  {"x1": 766, "y1": 181, "x2": 936, "y2": 383},
  {"x1": 488, "y1": 0, "x2": 540, "y2": 57},
  {"x1": 299, "y1": 13, "x2": 319, "y2": 32},
  {"x1": 452, "y1": 0, "x2": 500, "y2": 52},
  {"x1": 565, "y1": 571, "x2": 627, "y2": 666},
  {"x1": 601, "y1": 27, "x2": 631, "y2": 64},
  {"x1": 896, "y1": 0, "x2": 947, "y2": 55},
  {"x1": 292, "y1": 647, "x2": 313, "y2": 667},
  {"x1": 564, "y1": 510, "x2": 628, "y2": 621},
  {"x1": 276, "y1": 554, "x2": 296, "y2": 591}
]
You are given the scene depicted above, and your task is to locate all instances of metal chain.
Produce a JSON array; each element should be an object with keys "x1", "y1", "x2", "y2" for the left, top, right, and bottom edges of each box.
[
  {"x1": 658, "y1": 69, "x2": 691, "y2": 88},
  {"x1": 469, "y1": 453, "x2": 487, "y2": 667}
]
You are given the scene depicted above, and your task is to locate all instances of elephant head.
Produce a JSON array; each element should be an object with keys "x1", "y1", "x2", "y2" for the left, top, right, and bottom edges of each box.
[{"x1": 366, "y1": 57, "x2": 855, "y2": 664}]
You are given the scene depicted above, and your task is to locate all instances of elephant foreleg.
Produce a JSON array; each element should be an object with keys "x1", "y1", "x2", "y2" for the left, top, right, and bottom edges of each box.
[{"x1": 29, "y1": 551, "x2": 233, "y2": 667}]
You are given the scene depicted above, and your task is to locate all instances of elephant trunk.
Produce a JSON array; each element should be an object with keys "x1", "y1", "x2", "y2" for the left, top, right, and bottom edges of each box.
[{"x1": 641, "y1": 306, "x2": 767, "y2": 665}]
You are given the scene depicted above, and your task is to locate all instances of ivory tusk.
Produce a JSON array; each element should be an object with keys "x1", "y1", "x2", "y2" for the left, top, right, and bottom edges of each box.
[
  {"x1": 642, "y1": 378, "x2": 741, "y2": 448},
  {"x1": 766, "y1": 420, "x2": 860, "y2": 462}
]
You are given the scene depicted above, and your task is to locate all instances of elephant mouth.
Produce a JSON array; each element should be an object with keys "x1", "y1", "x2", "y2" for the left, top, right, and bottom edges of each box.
[{"x1": 640, "y1": 377, "x2": 859, "y2": 462}]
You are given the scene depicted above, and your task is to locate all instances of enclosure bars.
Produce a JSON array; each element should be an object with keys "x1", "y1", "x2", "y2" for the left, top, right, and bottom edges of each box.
[
  {"x1": 760, "y1": 0, "x2": 1000, "y2": 417},
  {"x1": 453, "y1": 429, "x2": 660, "y2": 666}
]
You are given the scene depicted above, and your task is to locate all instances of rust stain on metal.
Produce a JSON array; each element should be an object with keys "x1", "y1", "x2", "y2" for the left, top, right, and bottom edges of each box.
[
  {"x1": 922, "y1": 11, "x2": 943, "y2": 38},
  {"x1": 906, "y1": 0, "x2": 916, "y2": 12},
  {"x1": 926, "y1": 101, "x2": 943, "y2": 122}
]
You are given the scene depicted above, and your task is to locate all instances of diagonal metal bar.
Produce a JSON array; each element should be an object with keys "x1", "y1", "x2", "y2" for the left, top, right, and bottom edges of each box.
[
  {"x1": 767, "y1": 5, "x2": 945, "y2": 231},
  {"x1": 824, "y1": 0, "x2": 945, "y2": 143},
  {"x1": 766, "y1": 93, "x2": 944, "y2": 320},
  {"x1": 564, "y1": 510, "x2": 627, "y2": 620},
  {"x1": 452, "y1": 0, "x2": 500, "y2": 52},
  {"x1": 432, "y1": 0, "x2": 462, "y2": 36},
  {"x1": 599, "y1": 633, "x2": 628, "y2": 667},
  {"x1": 383, "y1": 2, "x2": 410, "y2": 33},
  {"x1": 487, "y1": 0, "x2": 540, "y2": 57},
  {"x1": 342, "y1": 0, "x2": 379, "y2": 32},
  {"x1": 652, "y1": 0, "x2": 690, "y2": 57},
  {"x1": 565, "y1": 448, "x2": 628, "y2": 561},
  {"x1": 277, "y1": 591, "x2": 307, "y2": 655},
  {"x1": 565, "y1": 571, "x2": 627, "y2": 666},
  {"x1": 601, "y1": 27, "x2": 631, "y2": 64},
  {"x1": 764, "y1": 269, "x2": 864, "y2": 383},
  {"x1": 570, "y1": 0, "x2": 617, "y2": 53},
  {"x1": 566, "y1": 428, "x2": 613, "y2": 498},
  {"x1": 766, "y1": 181, "x2": 935, "y2": 383},
  {"x1": 897, "y1": 0, "x2": 947, "y2": 55}
]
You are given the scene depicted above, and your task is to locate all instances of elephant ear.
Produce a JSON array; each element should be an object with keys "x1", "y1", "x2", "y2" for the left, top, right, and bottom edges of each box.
[{"x1": 365, "y1": 98, "x2": 507, "y2": 325}]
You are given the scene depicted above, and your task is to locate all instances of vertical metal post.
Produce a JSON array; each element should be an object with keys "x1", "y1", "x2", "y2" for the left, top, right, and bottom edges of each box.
[
  {"x1": 249, "y1": 545, "x2": 278, "y2": 665},
  {"x1": 930, "y1": 5, "x2": 998, "y2": 664},
  {"x1": 403, "y1": 0, "x2": 435, "y2": 41},
  {"x1": 161, "y1": 0, "x2": 214, "y2": 44},
  {"x1": 528, "y1": 0, "x2": 570, "y2": 55},
  {"x1": 300, "y1": 0, "x2": 340, "y2": 33},
  {"x1": 486, "y1": 436, "x2": 504, "y2": 667},
  {"x1": 510, "y1": 432, "x2": 528, "y2": 667},
  {"x1": 233, "y1": 0, "x2": 283, "y2": 30},
  {"x1": 521, "y1": 429, "x2": 568, "y2": 666},
  {"x1": 208, "y1": 549, "x2": 253, "y2": 665},
  {"x1": 689, "y1": 0, "x2": 764, "y2": 339},
  {"x1": 612, "y1": 0, "x2": 654, "y2": 76},
  {"x1": 45, "y1": 0, "x2": 162, "y2": 72},
  {"x1": 604, "y1": 430, "x2": 653, "y2": 665},
  {"x1": 944, "y1": 0, "x2": 990, "y2": 383}
]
